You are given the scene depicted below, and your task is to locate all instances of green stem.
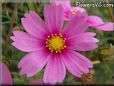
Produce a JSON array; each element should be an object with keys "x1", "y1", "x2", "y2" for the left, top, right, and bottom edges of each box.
[
  {"x1": 25, "y1": 0, "x2": 30, "y2": 11},
  {"x1": 4, "y1": 3, "x2": 18, "y2": 49},
  {"x1": 106, "y1": 0, "x2": 114, "y2": 22},
  {"x1": 33, "y1": 0, "x2": 38, "y2": 13}
]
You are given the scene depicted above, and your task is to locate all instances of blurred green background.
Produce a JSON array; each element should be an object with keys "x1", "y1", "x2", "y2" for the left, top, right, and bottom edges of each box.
[{"x1": 2, "y1": 1, "x2": 114, "y2": 85}]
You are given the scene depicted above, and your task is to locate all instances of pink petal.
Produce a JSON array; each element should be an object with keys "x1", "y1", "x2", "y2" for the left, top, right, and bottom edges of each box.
[
  {"x1": 65, "y1": 7, "x2": 87, "y2": 21},
  {"x1": 70, "y1": 7, "x2": 86, "y2": 14},
  {"x1": 70, "y1": 43, "x2": 98, "y2": 51},
  {"x1": 61, "y1": 50, "x2": 93, "y2": 78},
  {"x1": 0, "y1": 61, "x2": 12, "y2": 84},
  {"x1": 87, "y1": 16, "x2": 104, "y2": 26},
  {"x1": 94, "y1": 22, "x2": 114, "y2": 31},
  {"x1": 29, "y1": 79, "x2": 43, "y2": 85},
  {"x1": 87, "y1": 16, "x2": 114, "y2": 31},
  {"x1": 62, "y1": 12, "x2": 88, "y2": 37},
  {"x1": 10, "y1": 31, "x2": 44, "y2": 52},
  {"x1": 44, "y1": 3, "x2": 64, "y2": 33},
  {"x1": 21, "y1": 11, "x2": 47, "y2": 39},
  {"x1": 18, "y1": 48, "x2": 51, "y2": 77},
  {"x1": 60, "y1": 0, "x2": 71, "y2": 21},
  {"x1": 67, "y1": 32, "x2": 99, "y2": 51},
  {"x1": 51, "y1": 0, "x2": 71, "y2": 21},
  {"x1": 61, "y1": 0, "x2": 71, "y2": 11},
  {"x1": 51, "y1": 0, "x2": 71, "y2": 10},
  {"x1": 61, "y1": 54, "x2": 81, "y2": 77},
  {"x1": 73, "y1": 51, "x2": 93, "y2": 68},
  {"x1": 43, "y1": 54, "x2": 66, "y2": 84}
]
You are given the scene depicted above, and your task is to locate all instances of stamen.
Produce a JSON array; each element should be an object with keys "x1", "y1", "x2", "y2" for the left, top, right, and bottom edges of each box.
[
  {"x1": 46, "y1": 41, "x2": 48, "y2": 44},
  {"x1": 46, "y1": 45, "x2": 48, "y2": 47},
  {"x1": 51, "y1": 50, "x2": 54, "y2": 52},
  {"x1": 59, "y1": 33, "x2": 62, "y2": 37},
  {"x1": 55, "y1": 51, "x2": 58, "y2": 53},
  {"x1": 45, "y1": 33, "x2": 66, "y2": 53},
  {"x1": 48, "y1": 35, "x2": 50, "y2": 38},
  {"x1": 64, "y1": 45, "x2": 66, "y2": 48},
  {"x1": 51, "y1": 34, "x2": 54, "y2": 36},
  {"x1": 49, "y1": 47, "x2": 51, "y2": 50},
  {"x1": 64, "y1": 38, "x2": 66, "y2": 40},
  {"x1": 71, "y1": 10, "x2": 77, "y2": 14},
  {"x1": 58, "y1": 50, "x2": 61, "y2": 53},
  {"x1": 54, "y1": 33, "x2": 57, "y2": 36}
]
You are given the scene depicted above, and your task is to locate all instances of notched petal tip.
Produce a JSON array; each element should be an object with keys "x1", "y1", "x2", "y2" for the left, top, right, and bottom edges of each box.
[
  {"x1": 21, "y1": 17, "x2": 26, "y2": 25},
  {"x1": 24, "y1": 10, "x2": 35, "y2": 18},
  {"x1": 10, "y1": 36, "x2": 15, "y2": 41},
  {"x1": 88, "y1": 62, "x2": 93, "y2": 68},
  {"x1": 96, "y1": 39, "x2": 99, "y2": 43},
  {"x1": 92, "y1": 38, "x2": 99, "y2": 43},
  {"x1": 11, "y1": 42, "x2": 15, "y2": 46},
  {"x1": 25, "y1": 10, "x2": 37, "y2": 18},
  {"x1": 19, "y1": 69, "x2": 25, "y2": 76},
  {"x1": 13, "y1": 31, "x2": 21, "y2": 36},
  {"x1": 87, "y1": 32, "x2": 96, "y2": 37},
  {"x1": 18, "y1": 62, "x2": 22, "y2": 69},
  {"x1": 21, "y1": 17, "x2": 25, "y2": 21}
]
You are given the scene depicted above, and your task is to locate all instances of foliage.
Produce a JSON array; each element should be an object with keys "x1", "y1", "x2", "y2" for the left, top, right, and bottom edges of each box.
[{"x1": 2, "y1": 1, "x2": 114, "y2": 85}]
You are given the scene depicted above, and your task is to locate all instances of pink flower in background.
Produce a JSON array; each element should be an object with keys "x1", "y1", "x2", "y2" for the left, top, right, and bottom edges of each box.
[
  {"x1": 52, "y1": 0, "x2": 114, "y2": 31},
  {"x1": 0, "y1": 61, "x2": 43, "y2": 85},
  {"x1": 87, "y1": 16, "x2": 114, "y2": 31},
  {"x1": 0, "y1": 61, "x2": 12, "y2": 84},
  {"x1": 11, "y1": 4, "x2": 99, "y2": 84}
]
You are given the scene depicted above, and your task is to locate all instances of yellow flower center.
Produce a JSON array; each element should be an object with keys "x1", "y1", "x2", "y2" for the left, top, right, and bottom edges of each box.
[{"x1": 46, "y1": 33, "x2": 66, "y2": 53}]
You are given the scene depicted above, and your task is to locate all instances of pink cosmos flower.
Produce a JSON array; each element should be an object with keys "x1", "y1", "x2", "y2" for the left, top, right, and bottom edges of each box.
[
  {"x1": 11, "y1": 4, "x2": 99, "y2": 84},
  {"x1": 0, "y1": 61, "x2": 12, "y2": 84},
  {"x1": 51, "y1": 0, "x2": 114, "y2": 31}
]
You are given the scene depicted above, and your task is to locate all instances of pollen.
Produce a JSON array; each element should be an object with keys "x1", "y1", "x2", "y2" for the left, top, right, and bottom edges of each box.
[
  {"x1": 71, "y1": 10, "x2": 77, "y2": 14},
  {"x1": 46, "y1": 33, "x2": 66, "y2": 53}
]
